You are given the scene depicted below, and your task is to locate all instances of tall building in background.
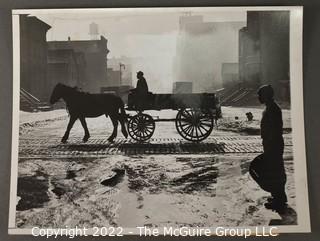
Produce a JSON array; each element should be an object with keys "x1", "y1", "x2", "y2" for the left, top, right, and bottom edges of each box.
[
  {"x1": 173, "y1": 82, "x2": 193, "y2": 93},
  {"x1": 103, "y1": 57, "x2": 134, "y2": 104},
  {"x1": 20, "y1": 15, "x2": 51, "y2": 101},
  {"x1": 47, "y1": 36, "x2": 109, "y2": 93},
  {"x1": 174, "y1": 15, "x2": 245, "y2": 93},
  {"x1": 89, "y1": 22, "x2": 99, "y2": 40},
  {"x1": 238, "y1": 26, "x2": 260, "y2": 87},
  {"x1": 239, "y1": 11, "x2": 290, "y2": 101},
  {"x1": 107, "y1": 57, "x2": 133, "y2": 87},
  {"x1": 221, "y1": 63, "x2": 239, "y2": 88}
]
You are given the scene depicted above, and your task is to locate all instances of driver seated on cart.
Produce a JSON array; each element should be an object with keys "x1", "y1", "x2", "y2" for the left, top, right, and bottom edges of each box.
[{"x1": 129, "y1": 71, "x2": 151, "y2": 111}]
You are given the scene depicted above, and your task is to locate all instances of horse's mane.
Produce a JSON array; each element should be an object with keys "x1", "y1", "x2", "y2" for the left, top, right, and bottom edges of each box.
[
  {"x1": 59, "y1": 83, "x2": 89, "y2": 95},
  {"x1": 56, "y1": 84, "x2": 86, "y2": 116}
]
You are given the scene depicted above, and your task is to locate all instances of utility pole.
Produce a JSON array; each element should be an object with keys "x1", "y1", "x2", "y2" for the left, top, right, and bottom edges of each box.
[{"x1": 119, "y1": 63, "x2": 125, "y2": 86}]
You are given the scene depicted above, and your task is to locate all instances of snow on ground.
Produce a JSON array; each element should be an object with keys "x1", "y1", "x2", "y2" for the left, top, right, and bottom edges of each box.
[
  {"x1": 218, "y1": 106, "x2": 291, "y2": 135},
  {"x1": 16, "y1": 153, "x2": 296, "y2": 228},
  {"x1": 20, "y1": 109, "x2": 68, "y2": 125}
]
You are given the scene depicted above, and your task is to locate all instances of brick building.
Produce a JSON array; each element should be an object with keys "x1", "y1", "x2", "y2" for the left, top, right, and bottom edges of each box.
[
  {"x1": 47, "y1": 49, "x2": 86, "y2": 93},
  {"x1": 47, "y1": 36, "x2": 109, "y2": 93},
  {"x1": 20, "y1": 15, "x2": 51, "y2": 101}
]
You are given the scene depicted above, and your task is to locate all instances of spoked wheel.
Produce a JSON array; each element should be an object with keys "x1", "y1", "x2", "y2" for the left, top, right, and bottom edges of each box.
[
  {"x1": 128, "y1": 113, "x2": 155, "y2": 141},
  {"x1": 175, "y1": 108, "x2": 214, "y2": 142}
]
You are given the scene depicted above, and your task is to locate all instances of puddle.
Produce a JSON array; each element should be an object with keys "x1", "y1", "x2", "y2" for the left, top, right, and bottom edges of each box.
[
  {"x1": 17, "y1": 172, "x2": 50, "y2": 211},
  {"x1": 112, "y1": 173, "x2": 144, "y2": 227}
]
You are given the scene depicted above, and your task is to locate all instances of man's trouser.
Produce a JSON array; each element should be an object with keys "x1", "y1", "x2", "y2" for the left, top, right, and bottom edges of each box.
[{"x1": 249, "y1": 146, "x2": 287, "y2": 204}]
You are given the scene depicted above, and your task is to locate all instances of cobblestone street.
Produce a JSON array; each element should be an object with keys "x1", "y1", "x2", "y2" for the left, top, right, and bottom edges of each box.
[
  {"x1": 19, "y1": 109, "x2": 292, "y2": 157},
  {"x1": 19, "y1": 135, "x2": 292, "y2": 158}
]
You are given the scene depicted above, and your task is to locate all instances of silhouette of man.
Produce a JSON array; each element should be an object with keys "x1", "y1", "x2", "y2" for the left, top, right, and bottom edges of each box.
[
  {"x1": 136, "y1": 71, "x2": 148, "y2": 94},
  {"x1": 249, "y1": 85, "x2": 287, "y2": 213},
  {"x1": 129, "y1": 71, "x2": 149, "y2": 110}
]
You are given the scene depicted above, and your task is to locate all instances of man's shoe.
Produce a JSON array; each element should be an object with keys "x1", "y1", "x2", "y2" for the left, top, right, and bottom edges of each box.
[{"x1": 264, "y1": 201, "x2": 287, "y2": 214}]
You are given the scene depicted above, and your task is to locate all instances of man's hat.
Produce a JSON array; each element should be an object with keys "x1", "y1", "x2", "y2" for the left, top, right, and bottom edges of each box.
[
  {"x1": 257, "y1": 84, "x2": 274, "y2": 98},
  {"x1": 137, "y1": 71, "x2": 144, "y2": 76}
]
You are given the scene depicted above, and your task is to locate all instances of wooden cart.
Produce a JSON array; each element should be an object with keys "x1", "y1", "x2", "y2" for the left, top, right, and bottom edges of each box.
[{"x1": 126, "y1": 92, "x2": 222, "y2": 142}]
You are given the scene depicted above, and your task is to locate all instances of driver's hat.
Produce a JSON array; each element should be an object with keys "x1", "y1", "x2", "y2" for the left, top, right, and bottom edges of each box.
[{"x1": 137, "y1": 71, "x2": 144, "y2": 76}]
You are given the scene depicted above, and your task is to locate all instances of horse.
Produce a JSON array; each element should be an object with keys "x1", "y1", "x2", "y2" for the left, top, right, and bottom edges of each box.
[{"x1": 50, "y1": 83, "x2": 128, "y2": 143}]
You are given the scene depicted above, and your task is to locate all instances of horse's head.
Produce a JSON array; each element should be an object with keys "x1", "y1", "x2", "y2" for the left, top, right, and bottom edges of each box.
[{"x1": 50, "y1": 83, "x2": 65, "y2": 104}]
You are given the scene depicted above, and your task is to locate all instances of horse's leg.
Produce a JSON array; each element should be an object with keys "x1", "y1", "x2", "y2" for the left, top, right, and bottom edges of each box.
[
  {"x1": 62, "y1": 116, "x2": 77, "y2": 143},
  {"x1": 118, "y1": 113, "x2": 128, "y2": 138},
  {"x1": 107, "y1": 114, "x2": 118, "y2": 142},
  {"x1": 118, "y1": 102, "x2": 128, "y2": 138},
  {"x1": 80, "y1": 117, "x2": 90, "y2": 142}
]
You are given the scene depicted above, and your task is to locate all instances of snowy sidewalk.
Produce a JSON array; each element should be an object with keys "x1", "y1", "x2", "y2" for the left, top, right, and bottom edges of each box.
[{"x1": 19, "y1": 110, "x2": 68, "y2": 125}]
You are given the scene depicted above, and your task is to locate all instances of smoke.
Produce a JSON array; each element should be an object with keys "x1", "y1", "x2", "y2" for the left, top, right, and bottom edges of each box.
[
  {"x1": 123, "y1": 33, "x2": 177, "y2": 93},
  {"x1": 175, "y1": 21, "x2": 246, "y2": 93},
  {"x1": 116, "y1": 22, "x2": 246, "y2": 94}
]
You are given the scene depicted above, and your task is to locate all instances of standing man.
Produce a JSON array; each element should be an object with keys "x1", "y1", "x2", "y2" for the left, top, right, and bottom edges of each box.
[{"x1": 249, "y1": 85, "x2": 287, "y2": 213}]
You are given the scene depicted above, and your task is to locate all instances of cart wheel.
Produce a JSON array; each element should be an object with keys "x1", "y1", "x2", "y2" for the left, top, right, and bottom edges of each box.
[
  {"x1": 175, "y1": 108, "x2": 214, "y2": 142},
  {"x1": 128, "y1": 113, "x2": 155, "y2": 141}
]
